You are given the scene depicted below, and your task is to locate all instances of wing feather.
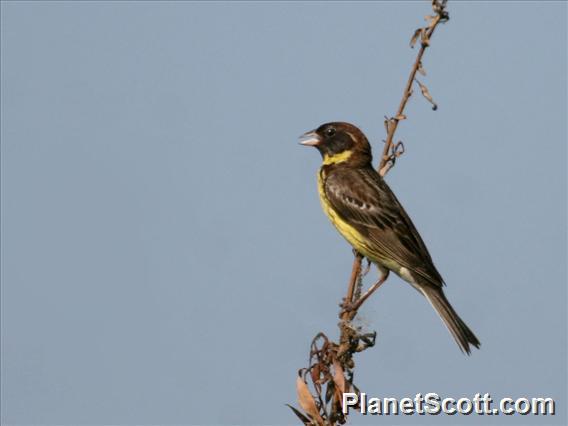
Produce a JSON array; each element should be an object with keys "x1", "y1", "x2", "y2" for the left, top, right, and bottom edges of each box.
[{"x1": 324, "y1": 166, "x2": 444, "y2": 287}]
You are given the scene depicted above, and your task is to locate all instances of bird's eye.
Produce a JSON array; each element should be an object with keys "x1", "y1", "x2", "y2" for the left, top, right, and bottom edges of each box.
[{"x1": 325, "y1": 127, "x2": 336, "y2": 137}]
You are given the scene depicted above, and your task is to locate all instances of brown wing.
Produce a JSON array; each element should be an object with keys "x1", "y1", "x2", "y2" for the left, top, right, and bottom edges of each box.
[{"x1": 324, "y1": 165, "x2": 444, "y2": 287}]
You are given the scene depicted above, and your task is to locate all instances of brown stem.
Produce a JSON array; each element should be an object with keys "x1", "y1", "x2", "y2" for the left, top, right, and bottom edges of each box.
[
  {"x1": 340, "y1": 252, "x2": 363, "y2": 322},
  {"x1": 336, "y1": 252, "x2": 363, "y2": 367},
  {"x1": 378, "y1": 13, "x2": 442, "y2": 177}
]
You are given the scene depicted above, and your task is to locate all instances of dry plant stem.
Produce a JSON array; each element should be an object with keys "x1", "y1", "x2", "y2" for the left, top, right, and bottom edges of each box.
[
  {"x1": 340, "y1": 252, "x2": 364, "y2": 322},
  {"x1": 379, "y1": 13, "x2": 442, "y2": 177}
]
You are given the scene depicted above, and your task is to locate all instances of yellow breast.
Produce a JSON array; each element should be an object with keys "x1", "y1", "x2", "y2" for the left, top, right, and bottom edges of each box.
[{"x1": 317, "y1": 169, "x2": 376, "y2": 260}]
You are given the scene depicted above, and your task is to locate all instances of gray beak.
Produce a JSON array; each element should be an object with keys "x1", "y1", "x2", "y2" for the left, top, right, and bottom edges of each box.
[{"x1": 299, "y1": 130, "x2": 322, "y2": 147}]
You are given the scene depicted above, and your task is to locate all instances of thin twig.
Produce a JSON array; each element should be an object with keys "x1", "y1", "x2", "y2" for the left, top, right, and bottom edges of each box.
[
  {"x1": 340, "y1": 252, "x2": 363, "y2": 322},
  {"x1": 379, "y1": 4, "x2": 447, "y2": 176}
]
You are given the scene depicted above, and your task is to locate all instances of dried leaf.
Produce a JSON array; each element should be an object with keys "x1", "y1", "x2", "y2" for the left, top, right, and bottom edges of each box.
[
  {"x1": 310, "y1": 364, "x2": 321, "y2": 387},
  {"x1": 325, "y1": 381, "x2": 334, "y2": 403},
  {"x1": 417, "y1": 61, "x2": 426, "y2": 76},
  {"x1": 433, "y1": 0, "x2": 449, "y2": 18},
  {"x1": 332, "y1": 359, "x2": 348, "y2": 410},
  {"x1": 394, "y1": 114, "x2": 407, "y2": 121},
  {"x1": 415, "y1": 79, "x2": 438, "y2": 110},
  {"x1": 393, "y1": 141, "x2": 405, "y2": 158},
  {"x1": 296, "y1": 376, "x2": 323, "y2": 424},
  {"x1": 286, "y1": 404, "x2": 311, "y2": 425},
  {"x1": 332, "y1": 359, "x2": 346, "y2": 394},
  {"x1": 409, "y1": 28, "x2": 421, "y2": 48}
]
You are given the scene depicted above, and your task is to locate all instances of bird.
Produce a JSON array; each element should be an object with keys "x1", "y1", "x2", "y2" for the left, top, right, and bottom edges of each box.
[{"x1": 300, "y1": 121, "x2": 480, "y2": 354}]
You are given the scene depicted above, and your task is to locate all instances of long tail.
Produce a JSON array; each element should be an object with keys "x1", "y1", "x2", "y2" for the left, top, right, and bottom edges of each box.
[{"x1": 422, "y1": 287, "x2": 481, "y2": 355}]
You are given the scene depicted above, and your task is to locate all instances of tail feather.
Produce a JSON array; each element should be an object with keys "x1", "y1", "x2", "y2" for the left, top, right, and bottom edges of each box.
[{"x1": 422, "y1": 287, "x2": 480, "y2": 355}]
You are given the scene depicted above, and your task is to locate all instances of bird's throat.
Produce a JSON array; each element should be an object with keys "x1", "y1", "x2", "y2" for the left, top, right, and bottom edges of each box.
[{"x1": 322, "y1": 150, "x2": 353, "y2": 165}]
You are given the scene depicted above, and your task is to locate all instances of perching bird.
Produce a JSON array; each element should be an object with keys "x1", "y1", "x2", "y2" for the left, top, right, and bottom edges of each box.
[{"x1": 300, "y1": 122, "x2": 480, "y2": 354}]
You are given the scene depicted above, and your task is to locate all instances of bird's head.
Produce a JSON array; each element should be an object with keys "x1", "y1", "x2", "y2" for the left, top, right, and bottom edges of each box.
[{"x1": 299, "y1": 122, "x2": 372, "y2": 167}]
